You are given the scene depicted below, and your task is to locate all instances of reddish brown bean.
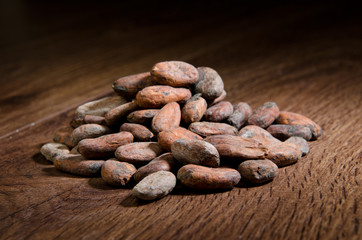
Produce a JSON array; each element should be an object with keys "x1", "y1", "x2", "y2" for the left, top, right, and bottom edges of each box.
[
  {"x1": 248, "y1": 102, "x2": 280, "y2": 128},
  {"x1": 120, "y1": 123, "x2": 154, "y2": 141},
  {"x1": 101, "y1": 159, "x2": 137, "y2": 186},
  {"x1": 157, "y1": 127, "x2": 203, "y2": 151},
  {"x1": 115, "y1": 142, "x2": 163, "y2": 164},
  {"x1": 112, "y1": 72, "x2": 156, "y2": 98},
  {"x1": 204, "y1": 101, "x2": 233, "y2": 122},
  {"x1": 188, "y1": 121, "x2": 238, "y2": 137},
  {"x1": 152, "y1": 102, "x2": 181, "y2": 133},
  {"x1": 227, "y1": 102, "x2": 252, "y2": 129},
  {"x1": 105, "y1": 101, "x2": 138, "y2": 126},
  {"x1": 181, "y1": 94, "x2": 207, "y2": 124}
]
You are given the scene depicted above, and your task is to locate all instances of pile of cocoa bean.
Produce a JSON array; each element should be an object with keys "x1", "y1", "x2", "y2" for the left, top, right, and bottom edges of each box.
[{"x1": 41, "y1": 61, "x2": 322, "y2": 201}]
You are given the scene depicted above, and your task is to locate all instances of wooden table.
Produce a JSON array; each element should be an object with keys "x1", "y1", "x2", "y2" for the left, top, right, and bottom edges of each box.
[{"x1": 1, "y1": 2, "x2": 361, "y2": 239}]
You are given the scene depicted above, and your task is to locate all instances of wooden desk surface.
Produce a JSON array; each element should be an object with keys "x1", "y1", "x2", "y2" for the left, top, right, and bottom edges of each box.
[{"x1": 0, "y1": 2, "x2": 361, "y2": 239}]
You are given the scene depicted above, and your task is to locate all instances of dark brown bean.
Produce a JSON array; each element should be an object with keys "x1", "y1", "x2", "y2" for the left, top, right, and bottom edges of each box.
[
  {"x1": 238, "y1": 160, "x2": 278, "y2": 184},
  {"x1": 105, "y1": 101, "x2": 138, "y2": 126},
  {"x1": 227, "y1": 102, "x2": 252, "y2": 129},
  {"x1": 127, "y1": 109, "x2": 159, "y2": 124},
  {"x1": 248, "y1": 102, "x2": 280, "y2": 128},
  {"x1": 266, "y1": 124, "x2": 312, "y2": 141},
  {"x1": 195, "y1": 67, "x2": 224, "y2": 100},
  {"x1": 101, "y1": 159, "x2": 137, "y2": 186},
  {"x1": 112, "y1": 72, "x2": 156, "y2": 98}
]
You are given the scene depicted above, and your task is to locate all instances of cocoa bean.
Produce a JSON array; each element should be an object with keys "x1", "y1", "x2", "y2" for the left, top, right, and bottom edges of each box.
[
  {"x1": 70, "y1": 124, "x2": 112, "y2": 147},
  {"x1": 132, "y1": 171, "x2": 177, "y2": 200},
  {"x1": 53, "y1": 153, "x2": 104, "y2": 177},
  {"x1": 227, "y1": 102, "x2": 252, "y2": 129},
  {"x1": 120, "y1": 123, "x2": 154, "y2": 141},
  {"x1": 115, "y1": 142, "x2": 163, "y2": 164},
  {"x1": 181, "y1": 93, "x2": 207, "y2": 124},
  {"x1": 266, "y1": 142, "x2": 302, "y2": 167},
  {"x1": 112, "y1": 72, "x2": 156, "y2": 98},
  {"x1": 188, "y1": 121, "x2": 237, "y2": 137},
  {"x1": 207, "y1": 90, "x2": 227, "y2": 107},
  {"x1": 238, "y1": 160, "x2": 278, "y2": 184},
  {"x1": 105, "y1": 101, "x2": 138, "y2": 126},
  {"x1": 75, "y1": 96, "x2": 126, "y2": 118},
  {"x1": 204, "y1": 135, "x2": 267, "y2": 159},
  {"x1": 152, "y1": 102, "x2": 181, "y2": 133},
  {"x1": 266, "y1": 124, "x2": 312, "y2": 141},
  {"x1": 285, "y1": 136, "x2": 309, "y2": 156},
  {"x1": 127, "y1": 109, "x2": 159, "y2": 124},
  {"x1": 276, "y1": 111, "x2": 322, "y2": 139},
  {"x1": 204, "y1": 101, "x2": 233, "y2": 122},
  {"x1": 238, "y1": 125, "x2": 281, "y2": 146},
  {"x1": 195, "y1": 67, "x2": 224, "y2": 100},
  {"x1": 78, "y1": 132, "x2": 134, "y2": 159},
  {"x1": 157, "y1": 127, "x2": 202, "y2": 151},
  {"x1": 248, "y1": 102, "x2": 279, "y2": 128},
  {"x1": 84, "y1": 115, "x2": 106, "y2": 125},
  {"x1": 151, "y1": 61, "x2": 199, "y2": 87},
  {"x1": 171, "y1": 139, "x2": 220, "y2": 167},
  {"x1": 40, "y1": 143, "x2": 70, "y2": 162},
  {"x1": 177, "y1": 164, "x2": 240, "y2": 189},
  {"x1": 53, "y1": 126, "x2": 73, "y2": 147},
  {"x1": 133, "y1": 153, "x2": 175, "y2": 182},
  {"x1": 136, "y1": 85, "x2": 191, "y2": 108},
  {"x1": 101, "y1": 159, "x2": 137, "y2": 186}
]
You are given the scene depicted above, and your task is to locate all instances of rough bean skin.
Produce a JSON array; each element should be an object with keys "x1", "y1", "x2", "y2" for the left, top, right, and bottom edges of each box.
[
  {"x1": 101, "y1": 159, "x2": 137, "y2": 186},
  {"x1": 136, "y1": 85, "x2": 191, "y2": 108},
  {"x1": 238, "y1": 160, "x2": 278, "y2": 184},
  {"x1": 227, "y1": 102, "x2": 252, "y2": 129},
  {"x1": 120, "y1": 123, "x2": 154, "y2": 141},
  {"x1": 127, "y1": 109, "x2": 159, "y2": 124},
  {"x1": 266, "y1": 124, "x2": 312, "y2": 141},
  {"x1": 207, "y1": 90, "x2": 227, "y2": 107},
  {"x1": 195, "y1": 67, "x2": 224, "y2": 100},
  {"x1": 177, "y1": 164, "x2": 241, "y2": 189},
  {"x1": 53, "y1": 154, "x2": 104, "y2": 177},
  {"x1": 151, "y1": 61, "x2": 199, "y2": 87},
  {"x1": 53, "y1": 126, "x2": 73, "y2": 147},
  {"x1": 132, "y1": 171, "x2": 177, "y2": 200},
  {"x1": 133, "y1": 153, "x2": 175, "y2": 182},
  {"x1": 204, "y1": 101, "x2": 233, "y2": 122},
  {"x1": 152, "y1": 102, "x2": 181, "y2": 133},
  {"x1": 105, "y1": 101, "x2": 138, "y2": 126},
  {"x1": 204, "y1": 135, "x2": 267, "y2": 160},
  {"x1": 189, "y1": 122, "x2": 238, "y2": 137},
  {"x1": 40, "y1": 143, "x2": 70, "y2": 162},
  {"x1": 71, "y1": 124, "x2": 112, "y2": 147},
  {"x1": 266, "y1": 142, "x2": 302, "y2": 167},
  {"x1": 115, "y1": 142, "x2": 163, "y2": 164},
  {"x1": 181, "y1": 94, "x2": 207, "y2": 124},
  {"x1": 171, "y1": 139, "x2": 220, "y2": 167},
  {"x1": 248, "y1": 102, "x2": 280, "y2": 128},
  {"x1": 157, "y1": 127, "x2": 202, "y2": 152},
  {"x1": 285, "y1": 136, "x2": 309, "y2": 156},
  {"x1": 74, "y1": 96, "x2": 126, "y2": 118},
  {"x1": 78, "y1": 132, "x2": 134, "y2": 159},
  {"x1": 276, "y1": 111, "x2": 322, "y2": 139},
  {"x1": 84, "y1": 115, "x2": 106, "y2": 125},
  {"x1": 112, "y1": 72, "x2": 156, "y2": 98},
  {"x1": 238, "y1": 125, "x2": 281, "y2": 146}
]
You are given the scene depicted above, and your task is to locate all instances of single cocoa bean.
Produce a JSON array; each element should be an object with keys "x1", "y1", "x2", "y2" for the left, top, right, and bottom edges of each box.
[
  {"x1": 136, "y1": 85, "x2": 191, "y2": 108},
  {"x1": 105, "y1": 101, "x2": 138, "y2": 126},
  {"x1": 285, "y1": 136, "x2": 309, "y2": 156},
  {"x1": 266, "y1": 142, "x2": 302, "y2": 167},
  {"x1": 75, "y1": 96, "x2": 126, "y2": 118},
  {"x1": 266, "y1": 124, "x2": 312, "y2": 141},
  {"x1": 248, "y1": 102, "x2": 280, "y2": 128},
  {"x1": 101, "y1": 159, "x2": 137, "y2": 186},
  {"x1": 78, "y1": 132, "x2": 134, "y2": 159},
  {"x1": 276, "y1": 111, "x2": 322, "y2": 139},
  {"x1": 133, "y1": 153, "x2": 175, "y2": 182},
  {"x1": 204, "y1": 135, "x2": 267, "y2": 159},
  {"x1": 177, "y1": 164, "x2": 240, "y2": 189},
  {"x1": 181, "y1": 93, "x2": 207, "y2": 124},
  {"x1": 157, "y1": 127, "x2": 203, "y2": 151},
  {"x1": 120, "y1": 123, "x2": 154, "y2": 141},
  {"x1": 112, "y1": 72, "x2": 156, "y2": 98},
  {"x1": 152, "y1": 102, "x2": 181, "y2": 133},
  {"x1": 238, "y1": 125, "x2": 281, "y2": 146},
  {"x1": 115, "y1": 142, "x2": 163, "y2": 164},
  {"x1": 227, "y1": 102, "x2": 252, "y2": 129},
  {"x1": 238, "y1": 160, "x2": 278, "y2": 184},
  {"x1": 171, "y1": 139, "x2": 220, "y2": 167},
  {"x1": 53, "y1": 153, "x2": 104, "y2": 176},
  {"x1": 132, "y1": 171, "x2": 177, "y2": 200},
  {"x1": 195, "y1": 67, "x2": 224, "y2": 100},
  {"x1": 71, "y1": 124, "x2": 112, "y2": 147},
  {"x1": 151, "y1": 61, "x2": 199, "y2": 87},
  {"x1": 204, "y1": 101, "x2": 233, "y2": 122},
  {"x1": 207, "y1": 90, "x2": 227, "y2": 107},
  {"x1": 40, "y1": 143, "x2": 70, "y2": 162},
  {"x1": 188, "y1": 121, "x2": 238, "y2": 137},
  {"x1": 53, "y1": 126, "x2": 73, "y2": 147},
  {"x1": 127, "y1": 109, "x2": 159, "y2": 124}
]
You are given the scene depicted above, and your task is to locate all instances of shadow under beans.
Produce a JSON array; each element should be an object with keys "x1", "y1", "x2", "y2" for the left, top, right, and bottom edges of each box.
[
  {"x1": 41, "y1": 167, "x2": 82, "y2": 178},
  {"x1": 32, "y1": 152, "x2": 52, "y2": 165},
  {"x1": 236, "y1": 179, "x2": 273, "y2": 188},
  {"x1": 120, "y1": 194, "x2": 154, "y2": 207},
  {"x1": 170, "y1": 185, "x2": 231, "y2": 196},
  {"x1": 87, "y1": 177, "x2": 123, "y2": 190}
]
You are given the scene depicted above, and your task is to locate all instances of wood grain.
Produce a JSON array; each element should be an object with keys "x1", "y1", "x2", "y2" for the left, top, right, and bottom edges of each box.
[{"x1": 0, "y1": 2, "x2": 361, "y2": 240}]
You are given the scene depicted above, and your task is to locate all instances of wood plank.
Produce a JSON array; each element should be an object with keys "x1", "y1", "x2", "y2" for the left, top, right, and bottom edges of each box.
[{"x1": 0, "y1": 2, "x2": 361, "y2": 240}]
